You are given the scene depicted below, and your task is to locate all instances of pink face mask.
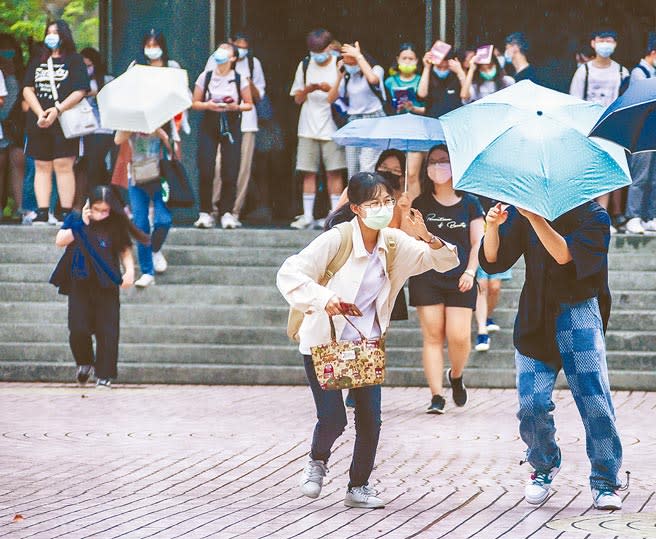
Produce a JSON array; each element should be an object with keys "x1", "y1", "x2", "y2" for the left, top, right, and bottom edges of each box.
[{"x1": 428, "y1": 162, "x2": 452, "y2": 184}]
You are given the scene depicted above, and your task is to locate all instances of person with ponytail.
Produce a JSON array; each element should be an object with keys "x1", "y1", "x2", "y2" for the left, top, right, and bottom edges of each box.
[
  {"x1": 277, "y1": 171, "x2": 458, "y2": 509},
  {"x1": 50, "y1": 185, "x2": 148, "y2": 388}
]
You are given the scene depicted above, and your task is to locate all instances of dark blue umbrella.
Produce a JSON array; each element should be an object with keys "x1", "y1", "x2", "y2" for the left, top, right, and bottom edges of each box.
[{"x1": 589, "y1": 77, "x2": 656, "y2": 153}]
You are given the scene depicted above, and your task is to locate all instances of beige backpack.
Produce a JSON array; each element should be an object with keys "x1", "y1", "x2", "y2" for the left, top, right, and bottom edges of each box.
[{"x1": 286, "y1": 222, "x2": 396, "y2": 342}]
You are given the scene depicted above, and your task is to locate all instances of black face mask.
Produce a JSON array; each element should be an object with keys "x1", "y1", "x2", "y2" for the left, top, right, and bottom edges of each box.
[{"x1": 377, "y1": 170, "x2": 402, "y2": 192}]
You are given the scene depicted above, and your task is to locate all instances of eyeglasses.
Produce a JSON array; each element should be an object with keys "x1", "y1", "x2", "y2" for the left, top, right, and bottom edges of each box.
[{"x1": 361, "y1": 198, "x2": 396, "y2": 212}]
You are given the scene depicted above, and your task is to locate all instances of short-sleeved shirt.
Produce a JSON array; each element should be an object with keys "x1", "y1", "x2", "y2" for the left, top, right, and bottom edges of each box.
[
  {"x1": 479, "y1": 201, "x2": 611, "y2": 370},
  {"x1": 384, "y1": 74, "x2": 424, "y2": 111},
  {"x1": 24, "y1": 53, "x2": 90, "y2": 126},
  {"x1": 425, "y1": 71, "x2": 461, "y2": 118},
  {"x1": 339, "y1": 65, "x2": 385, "y2": 115},
  {"x1": 569, "y1": 60, "x2": 629, "y2": 107},
  {"x1": 464, "y1": 76, "x2": 515, "y2": 103},
  {"x1": 513, "y1": 64, "x2": 539, "y2": 84},
  {"x1": 412, "y1": 192, "x2": 484, "y2": 279},
  {"x1": 630, "y1": 59, "x2": 655, "y2": 83},
  {"x1": 195, "y1": 68, "x2": 248, "y2": 105},
  {"x1": 290, "y1": 55, "x2": 340, "y2": 140}
]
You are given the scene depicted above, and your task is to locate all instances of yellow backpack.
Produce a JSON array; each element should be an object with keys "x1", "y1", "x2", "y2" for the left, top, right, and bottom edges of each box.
[{"x1": 286, "y1": 222, "x2": 396, "y2": 342}]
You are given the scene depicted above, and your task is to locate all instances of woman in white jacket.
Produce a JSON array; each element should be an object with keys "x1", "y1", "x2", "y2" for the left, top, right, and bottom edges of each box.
[{"x1": 277, "y1": 172, "x2": 459, "y2": 509}]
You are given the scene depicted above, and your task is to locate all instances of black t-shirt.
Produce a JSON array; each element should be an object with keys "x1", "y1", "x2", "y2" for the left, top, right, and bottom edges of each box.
[
  {"x1": 24, "y1": 53, "x2": 89, "y2": 126},
  {"x1": 412, "y1": 192, "x2": 484, "y2": 278},
  {"x1": 513, "y1": 64, "x2": 539, "y2": 84},
  {"x1": 425, "y1": 72, "x2": 462, "y2": 119},
  {"x1": 479, "y1": 201, "x2": 611, "y2": 370}
]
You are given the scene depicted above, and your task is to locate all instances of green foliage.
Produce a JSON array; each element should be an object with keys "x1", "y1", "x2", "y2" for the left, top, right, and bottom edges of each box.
[{"x1": 0, "y1": 0, "x2": 98, "y2": 51}]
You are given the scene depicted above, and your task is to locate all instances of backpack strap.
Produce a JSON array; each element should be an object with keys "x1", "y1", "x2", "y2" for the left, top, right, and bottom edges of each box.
[
  {"x1": 583, "y1": 62, "x2": 589, "y2": 101},
  {"x1": 233, "y1": 71, "x2": 242, "y2": 104},
  {"x1": 248, "y1": 55, "x2": 255, "y2": 78},
  {"x1": 203, "y1": 70, "x2": 213, "y2": 102},
  {"x1": 637, "y1": 64, "x2": 651, "y2": 79},
  {"x1": 302, "y1": 55, "x2": 311, "y2": 86},
  {"x1": 320, "y1": 222, "x2": 353, "y2": 285}
]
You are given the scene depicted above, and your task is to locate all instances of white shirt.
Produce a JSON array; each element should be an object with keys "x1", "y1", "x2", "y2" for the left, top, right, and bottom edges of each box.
[
  {"x1": 464, "y1": 76, "x2": 515, "y2": 104},
  {"x1": 631, "y1": 59, "x2": 655, "y2": 82},
  {"x1": 339, "y1": 65, "x2": 386, "y2": 115},
  {"x1": 276, "y1": 218, "x2": 459, "y2": 354},
  {"x1": 569, "y1": 60, "x2": 629, "y2": 107},
  {"x1": 205, "y1": 55, "x2": 266, "y2": 132},
  {"x1": 290, "y1": 56, "x2": 339, "y2": 140}
]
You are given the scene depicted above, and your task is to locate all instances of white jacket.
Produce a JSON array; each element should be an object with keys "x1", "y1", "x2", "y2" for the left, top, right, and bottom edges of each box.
[{"x1": 276, "y1": 218, "x2": 459, "y2": 354}]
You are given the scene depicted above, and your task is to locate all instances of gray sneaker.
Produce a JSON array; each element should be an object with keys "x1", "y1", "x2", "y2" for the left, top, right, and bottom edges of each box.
[
  {"x1": 344, "y1": 485, "x2": 385, "y2": 509},
  {"x1": 299, "y1": 458, "x2": 328, "y2": 498}
]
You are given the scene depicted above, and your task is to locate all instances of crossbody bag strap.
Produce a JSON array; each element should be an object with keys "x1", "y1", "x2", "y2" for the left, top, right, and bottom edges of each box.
[{"x1": 46, "y1": 56, "x2": 60, "y2": 104}]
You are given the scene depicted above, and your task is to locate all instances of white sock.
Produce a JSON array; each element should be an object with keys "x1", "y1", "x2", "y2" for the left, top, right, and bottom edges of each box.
[
  {"x1": 330, "y1": 194, "x2": 341, "y2": 211},
  {"x1": 303, "y1": 193, "x2": 315, "y2": 221}
]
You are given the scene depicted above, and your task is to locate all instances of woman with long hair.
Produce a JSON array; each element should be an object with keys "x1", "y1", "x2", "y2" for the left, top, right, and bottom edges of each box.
[{"x1": 22, "y1": 20, "x2": 90, "y2": 225}]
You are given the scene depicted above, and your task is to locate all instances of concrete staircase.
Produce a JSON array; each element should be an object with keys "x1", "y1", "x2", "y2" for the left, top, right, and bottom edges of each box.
[{"x1": 1, "y1": 225, "x2": 655, "y2": 389}]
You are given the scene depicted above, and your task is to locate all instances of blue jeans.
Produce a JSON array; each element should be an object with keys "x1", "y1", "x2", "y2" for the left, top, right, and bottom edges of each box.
[
  {"x1": 626, "y1": 152, "x2": 656, "y2": 220},
  {"x1": 303, "y1": 355, "x2": 381, "y2": 488},
  {"x1": 128, "y1": 185, "x2": 171, "y2": 275},
  {"x1": 515, "y1": 297, "x2": 622, "y2": 490}
]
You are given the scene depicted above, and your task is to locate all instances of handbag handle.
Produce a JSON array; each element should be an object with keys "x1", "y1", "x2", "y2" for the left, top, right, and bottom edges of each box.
[{"x1": 329, "y1": 314, "x2": 367, "y2": 343}]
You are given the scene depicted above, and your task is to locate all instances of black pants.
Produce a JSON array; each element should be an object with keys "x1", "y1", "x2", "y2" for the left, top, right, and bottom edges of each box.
[
  {"x1": 68, "y1": 279, "x2": 120, "y2": 379},
  {"x1": 197, "y1": 112, "x2": 242, "y2": 215},
  {"x1": 83, "y1": 133, "x2": 116, "y2": 190}
]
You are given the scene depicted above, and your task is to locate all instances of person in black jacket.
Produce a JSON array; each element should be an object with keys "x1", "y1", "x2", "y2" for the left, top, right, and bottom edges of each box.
[
  {"x1": 480, "y1": 200, "x2": 624, "y2": 511},
  {"x1": 417, "y1": 49, "x2": 464, "y2": 119}
]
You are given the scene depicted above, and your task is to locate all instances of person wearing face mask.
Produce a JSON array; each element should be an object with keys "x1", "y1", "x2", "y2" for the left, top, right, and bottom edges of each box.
[
  {"x1": 460, "y1": 49, "x2": 515, "y2": 104},
  {"x1": 22, "y1": 20, "x2": 90, "y2": 225},
  {"x1": 327, "y1": 41, "x2": 386, "y2": 179},
  {"x1": 193, "y1": 43, "x2": 253, "y2": 230},
  {"x1": 418, "y1": 49, "x2": 464, "y2": 119},
  {"x1": 384, "y1": 43, "x2": 426, "y2": 202},
  {"x1": 569, "y1": 30, "x2": 629, "y2": 232},
  {"x1": 504, "y1": 32, "x2": 539, "y2": 83},
  {"x1": 407, "y1": 145, "x2": 484, "y2": 414},
  {"x1": 277, "y1": 171, "x2": 458, "y2": 509},
  {"x1": 289, "y1": 29, "x2": 347, "y2": 230}
]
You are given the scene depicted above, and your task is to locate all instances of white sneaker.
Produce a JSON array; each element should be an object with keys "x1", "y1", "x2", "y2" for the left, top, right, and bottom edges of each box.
[
  {"x1": 135, "y1": 274, "x2": 156, "y2": 288},
  {"x1": 152, "y1": 251, "x2": 167, "y2": 273},
  {"x1": 231, "y1": 214, "x2": 243, "y2": 228},
  {"x1": 290, "y1": 214, "x2": 313, "y2": 230},
  {"x1": 610, "y1": 224, "x2": 618, "y2": 235},
  {"x1": 194, "y1": 212, "x2": 215, "y2": 229},
  {"x1": 299, "y1": 459, "x2": 328, "y2": 499},
  {"x1": 344, "y1": 485, "x2": 385, "y2": 509},
  {"x1": 48, "y1": 212, "x2": 58, "y2": 226},
  {"x1": 642, "y1": 218, "x2": 656, "y2": 233},
  {"x1": 592, "y1": 489, "x2": 622, "y2": 510},
  {"x1": 525, "y1": 456, "x2": 561, "y2": 505},
  {"x1": 625, "y1": 217, "x2": 645, "y2": 234},
  {"x1": 220, "y1": 212, "x2": 239, "y2": 229},
  {"x1": 21, "y1": 210, "x2": 37, "y2": 225}
]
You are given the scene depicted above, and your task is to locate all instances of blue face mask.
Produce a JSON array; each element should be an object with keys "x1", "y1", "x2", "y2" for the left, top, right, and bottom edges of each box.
[
  {"x1": 344, "y1": 64, "x2": 360, "y2": 75},
  {"x1": 237, "y1": 47, "x2": 249, "y2": 59},
  {"x1": 433, "y1": 67, "x2": 450, "y2": 79},
  {"x1": 0, "y1": 49, "x2": 15, "y2": 59},
  {"x1": 329, "y1": 50, "x2": 340, "y2": 58},
  {"x1": 311, "y1": 51, "x2": 330, "y2": 64},
  {"x1": 44, "y1": 34, "x2": 60, "y2": 50},
  {"x1": 214, "y1": 48, "x2": 231, "y2": 65}
]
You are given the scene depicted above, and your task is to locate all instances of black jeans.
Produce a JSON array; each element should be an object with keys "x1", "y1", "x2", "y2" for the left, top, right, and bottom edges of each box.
[
  {"x1": 303, "y1": 355, "x2": 382, "y2": 488},
  {"x1": 68, "y1": 279, "x2": 120, "y2": 379},
  {"x1": 197, "y1": 112, "x2": 241, "y2": 215}
]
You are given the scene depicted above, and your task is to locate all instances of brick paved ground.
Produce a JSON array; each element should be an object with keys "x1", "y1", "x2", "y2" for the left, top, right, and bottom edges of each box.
[{"x1": 0, "y1": 383, "x2": 654, "y2": 539}]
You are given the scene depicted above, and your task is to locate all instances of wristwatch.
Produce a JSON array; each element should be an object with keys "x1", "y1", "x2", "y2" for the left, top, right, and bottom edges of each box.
[{"x1": 464, "y1": 269, "x2": 476, "y2": 278}]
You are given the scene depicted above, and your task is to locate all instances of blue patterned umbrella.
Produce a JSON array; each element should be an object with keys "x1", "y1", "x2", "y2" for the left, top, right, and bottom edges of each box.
[{"x1": 440, "y1": 81, "x2": 630, "y2": 220}]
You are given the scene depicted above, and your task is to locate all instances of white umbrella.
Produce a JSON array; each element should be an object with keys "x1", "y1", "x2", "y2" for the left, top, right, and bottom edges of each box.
[{"x1": 97, "y1": 64, "x2": 191, "y2": 133}]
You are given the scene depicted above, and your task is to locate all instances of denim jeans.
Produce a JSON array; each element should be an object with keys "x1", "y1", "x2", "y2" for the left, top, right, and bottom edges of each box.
[
  {"x1": 128, "y1": 185, "x2": 171, "y2": 275},
  {"x1": 303, "y1": 355, "x2": 382, "y2": 488},
  {"x1": 626, "y1": 152, "x2": 656, "y2": 220},
  {"x1": 515, "y1": 297, "x2": 623, "y2": 490}
]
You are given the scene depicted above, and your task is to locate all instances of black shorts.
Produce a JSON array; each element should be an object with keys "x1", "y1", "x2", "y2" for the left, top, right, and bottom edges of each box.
[
  {"x1": 25, "y1": 121, "x2": 80, "y2": 161},
  {"x1": 409, "y1": 270, "x2": 477, "y2": 309}
]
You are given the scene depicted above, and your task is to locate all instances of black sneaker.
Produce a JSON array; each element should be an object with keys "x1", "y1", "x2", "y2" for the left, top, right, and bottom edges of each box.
[
  {"x1": 426, "y1": 394, "x2": 446, "y2": 414},
  {"x1": 448, "y1": 369, "x2": 468, "y2": 407},
  {"x1": 55, "y1": 209, "x2": 71, "y2": 226},
  {"x1": 32, "y1": 208, "x2": 49, "y2": 226},
  {"x1": 96, "y1": 378, "x2": 112, "y2": 389},
  {"x1": 76, "y1": 365, "x2": 93, "y2": 385}
]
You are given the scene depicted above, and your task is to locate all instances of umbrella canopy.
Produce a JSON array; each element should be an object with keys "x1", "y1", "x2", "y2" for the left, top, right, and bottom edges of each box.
[
  {"x1": 97, "y1": 65, "x2": 191, "y2": 133},
  {"x1": 332, "y1": 113, "x2": 445, "y2": 152},
  {"x1": 589, "y1": 77, "x2": 656, "y2": 153},
  {"x1": 440, "y1": 80, "x2": 630, "y2": 220}
]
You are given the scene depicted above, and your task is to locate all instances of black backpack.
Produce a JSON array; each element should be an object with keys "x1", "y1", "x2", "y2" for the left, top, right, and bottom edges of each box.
[{"x1": 618, "y1": 64, "x2": 650, "y2": 96}]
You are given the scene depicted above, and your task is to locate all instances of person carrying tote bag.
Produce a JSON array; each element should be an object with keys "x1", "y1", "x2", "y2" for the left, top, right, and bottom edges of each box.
[{"x1": 276, "y1": 171, "x2": 459, "y2": 509}]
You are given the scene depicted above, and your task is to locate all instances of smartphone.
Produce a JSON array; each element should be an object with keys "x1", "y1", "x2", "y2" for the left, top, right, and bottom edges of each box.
[
  {"x1": 473, "y1": 44, "x2": 494, "y2": 65},
  {"x1": 430, "y1": 40, "x2": 452, "y2": 64},
  {"x1": 339, "y1": 302, "x2": 363, "y2": 317}
]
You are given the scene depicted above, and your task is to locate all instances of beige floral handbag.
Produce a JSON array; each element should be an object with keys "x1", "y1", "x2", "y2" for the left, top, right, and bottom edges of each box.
[{"x1": 311, "y1": 315, "x2": 386, "y2": 391}]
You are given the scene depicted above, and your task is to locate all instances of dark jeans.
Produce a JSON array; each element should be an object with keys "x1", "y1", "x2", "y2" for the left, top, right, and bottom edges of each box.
[
  {"x1": 68, "y1": 279, "x2": 120, "y2": 379},
  {"x1": 302, "y1": 355, "x2": 382, "y2": 488},
  {"x1": 197, "y1": 112, "x2": 241, "y2": 215}
]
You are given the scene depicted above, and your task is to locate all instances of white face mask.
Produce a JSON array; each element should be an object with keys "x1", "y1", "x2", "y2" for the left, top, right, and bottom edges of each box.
[
  {"x1": 595, "y1": 42, "x2": 616, "y2": 58},
  {"x1": 428, "y1": 162, "x2": 452, "y2": 184},
  {"x1": 144, "y1": 46, "x2": 163, "y2": 60},
  {"x1": 362, "y1": 206, "x2": 394, "y2": 230}
]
